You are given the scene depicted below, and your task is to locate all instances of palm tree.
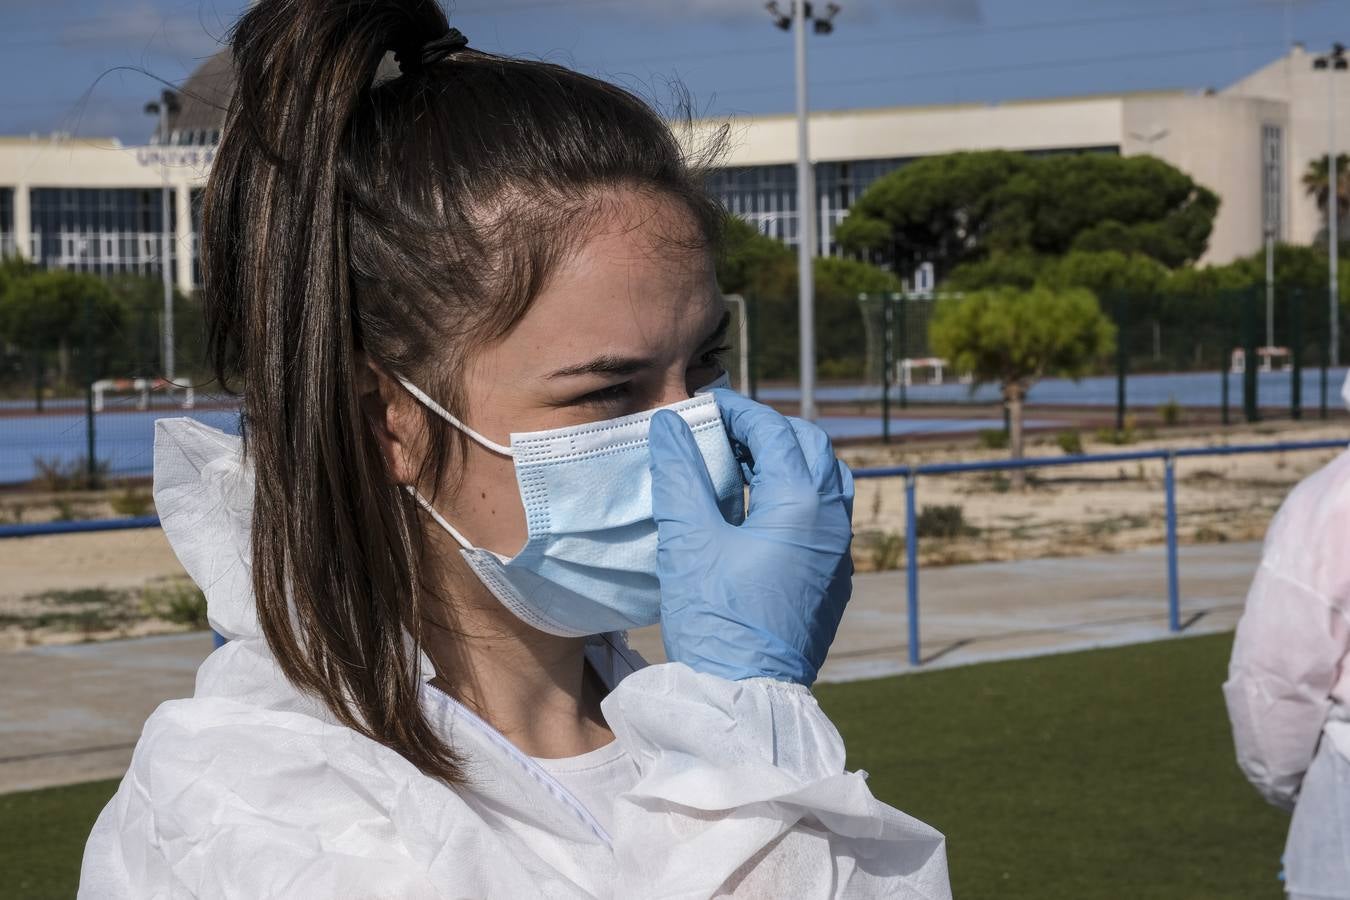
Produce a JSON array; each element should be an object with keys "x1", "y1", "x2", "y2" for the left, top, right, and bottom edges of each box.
[{"x1": 1303, "y1": 154, "x2": 1350, "y2": 239}]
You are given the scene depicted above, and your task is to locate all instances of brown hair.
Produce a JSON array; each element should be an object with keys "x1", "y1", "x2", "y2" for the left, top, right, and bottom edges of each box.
[{"x1": 202, "y1": 0, "x2": 724, "y2": 781}]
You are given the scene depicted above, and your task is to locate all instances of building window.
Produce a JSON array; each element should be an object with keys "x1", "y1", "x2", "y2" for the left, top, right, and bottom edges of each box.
[
  {"x1": 29, "y1": 187, "x2": 177, "y2": 280},
  {"x1": 190, "y1": 188, "x2": 205, "y2": 289},
  {"x1": 1262, "y1": 124, "x2": 1283, "y2": 241},
  {"x1": 0, "y1": 188, "x2": 14, "y2": 259}
]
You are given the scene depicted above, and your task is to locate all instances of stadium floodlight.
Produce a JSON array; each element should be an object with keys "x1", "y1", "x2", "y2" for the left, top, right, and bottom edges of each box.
[
  {"x1": 813, "y1": 3, "x2": 840, "y2": 35},
  {"x1": 1313, "y1": 42, "x2": 1347, "y2": 367},
  {"x1": 763, "y1": 1, "x2": 841, "y2": 422},
  {"x1": 144, "y1": 90, "x2": 182, "y2": 395},
  {"x1": 765, "y1": 2, "x2": 791, "y2": 30}
]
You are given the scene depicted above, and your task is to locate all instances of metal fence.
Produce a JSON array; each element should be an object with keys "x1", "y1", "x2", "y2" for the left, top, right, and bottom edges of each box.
[
  {"x1": 7, "y1": 439, "x2": 1343, "y2": 669},
  {"x1": 852, "y1": 438, "x2": 1349, "y2": 666},
  {"x1": 855, "y1": 284, "x2": 1343, "y2": 434},
  {"x1": 0, "y1": 272, "x2": 237, "y2": 489}
]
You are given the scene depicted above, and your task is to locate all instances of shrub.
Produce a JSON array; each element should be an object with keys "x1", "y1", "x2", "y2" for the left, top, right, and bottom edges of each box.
[
  {"x1": 916, "y1": 504, "x2": 979, "y2": 539},
  {"x1": 32, "y1": 455, "x2": 109, "y2": 492},
  {"x1": 978, "y1": 429, "x2": 1009, "y2": 451},
  {"x1": 1094, "y1": 414, "x2": 1139, "y2": 446},
  {"x1": 859, "y1": 530, "x2": 907, "y2": 571},
  {"x1": 110, "y1": 487, "x2": 153, "y2": 517},
  {"x1": 1056, "y1": 430, "x2": 1084, "y2": 455},
  {"x1": 1158, "y1": 396, "x2": 1182, "y2": 427},
  {"x1": 141, "y1": 580, "x2": 209, "y2": 630}
]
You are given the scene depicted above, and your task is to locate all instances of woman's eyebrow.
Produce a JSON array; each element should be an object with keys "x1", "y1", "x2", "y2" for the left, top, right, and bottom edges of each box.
[
  {"x1": 546, "y1": 311, "x2": 733, "y2": 379},
  {"x1": 547, "y1": 354, "x2": 653, "y2": 379}
]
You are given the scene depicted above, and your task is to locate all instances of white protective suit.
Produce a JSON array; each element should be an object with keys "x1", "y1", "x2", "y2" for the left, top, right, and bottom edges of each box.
[
  {"x1": 79, "y1": 418, "x2": 951, "y2": 899},
  {"x1": 1223, "y1": 376, "x2": 1350, "y2": 897}
]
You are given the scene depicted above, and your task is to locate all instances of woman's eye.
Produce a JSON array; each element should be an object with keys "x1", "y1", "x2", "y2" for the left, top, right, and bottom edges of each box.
[
  {"x1": 696, "y1": 344, "x2": 732, "y2": 369},
  {"x1": 575, "y1": 382, "x2": 631, "y2": 406}
]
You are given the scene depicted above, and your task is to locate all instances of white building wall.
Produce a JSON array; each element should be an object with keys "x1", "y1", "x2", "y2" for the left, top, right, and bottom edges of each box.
[
  {"x1": 0, "y1": 49, "x2": 1333, "y2": 283},
  {"x1": 694, "y1": 95, "x2": 1127, "y2": 167},
  {"x1": 1223, "y1": 45, "x2": 1350, "y2": 247},
  {"x1": 0, "y1": 136, "x2": 209, "y2": 295},
  {"x1": 1122, "y1": 93, "x2": 1290, "y2": 264}
]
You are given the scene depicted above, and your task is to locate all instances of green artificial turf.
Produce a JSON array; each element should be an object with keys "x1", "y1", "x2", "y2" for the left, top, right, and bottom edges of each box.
[
  {"x1": 0, "y1": 777, "x2": 119, "y2": 899},
  {"x1": 815, "y1": 633, "x2": 1288, "y2": 899},
  {"x1": 2, "y1": 634, "x2": 1287, "y2": 898}
]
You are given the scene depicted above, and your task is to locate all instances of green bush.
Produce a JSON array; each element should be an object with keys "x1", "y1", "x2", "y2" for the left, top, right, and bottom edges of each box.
[
  {"x1": 33, "y1": 456, "x2": 108, "y2": 492},
  {"x1": 1158, "y1": 396, "x2": 1182, "y2": 427},
  {"x1": 859, "y1": 530, "x2": 906, "y2": 571},
  {"x1": 1094, "y1": 415, "x2": 1139, "y2": 446},
  {"x1": 916, "y1": 504, "x2": 979, "y2": 539},
  {"x1": 1056, "y1": 430, "x2": 1084, "y2": 455},
  {"x1": 977, "y1": 429, "x2": 1009, "y2": 451},
  {"x1": 109, "y1": 487, "x2": 153, "y2": 517},
  {"x1": 140, "y1": 581, "x2": 209, "y2": 630}
]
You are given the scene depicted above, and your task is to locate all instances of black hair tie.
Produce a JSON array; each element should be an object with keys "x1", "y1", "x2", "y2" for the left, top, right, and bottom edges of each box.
[{"x1": 394, "y1": 27, "x2": 469, "y2": 75}]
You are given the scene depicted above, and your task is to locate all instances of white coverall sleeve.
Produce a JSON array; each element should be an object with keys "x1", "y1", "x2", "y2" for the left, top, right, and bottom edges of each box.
[
  {"x1": 602, "y1": 663, "x2": 950, "y2": 899},
  {"x1": 1224, "y1": 518, "x2": 1350, "y2": 812}
]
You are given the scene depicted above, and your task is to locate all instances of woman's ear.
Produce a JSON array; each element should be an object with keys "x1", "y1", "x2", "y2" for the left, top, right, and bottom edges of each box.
[{"x1": 358, "y1": 356, "x2": 422, "y2": 485}]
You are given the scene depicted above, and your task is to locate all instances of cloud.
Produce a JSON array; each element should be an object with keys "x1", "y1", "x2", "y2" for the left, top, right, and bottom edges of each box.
[{"x1": 60, "y1": 1, "x2": 226, "y2": 60}]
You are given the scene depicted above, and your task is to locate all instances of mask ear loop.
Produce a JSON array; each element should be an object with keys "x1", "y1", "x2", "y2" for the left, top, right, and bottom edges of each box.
[
  {"x1": 396, "y1": 377, "x2": 514, "y2": 457},
  {"x1": 405, "y1": 485, "x2": 475, "y2": 552}
]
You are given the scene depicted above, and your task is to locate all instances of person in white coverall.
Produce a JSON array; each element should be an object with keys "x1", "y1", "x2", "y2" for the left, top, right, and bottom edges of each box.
[
  {"x1": 77, "y1": 1, "x2": 950, "y2": 897},
  {"x1": 1225, "y1": 373, "x2": 1350, "y2": 898}
]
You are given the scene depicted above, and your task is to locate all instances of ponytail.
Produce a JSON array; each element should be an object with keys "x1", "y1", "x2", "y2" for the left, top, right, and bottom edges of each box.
[{"x1": 205, "y1": 0, "x2": 464, "y2": 781}]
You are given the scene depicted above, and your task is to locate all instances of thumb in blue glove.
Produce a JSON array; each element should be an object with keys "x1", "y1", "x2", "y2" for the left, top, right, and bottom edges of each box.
[{"x1": 649, "y1": 390, "x2": 853, "y2": 686}]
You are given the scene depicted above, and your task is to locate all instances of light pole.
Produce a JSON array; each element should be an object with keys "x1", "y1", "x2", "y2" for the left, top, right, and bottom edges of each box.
[
  {"x1": 144, "y1": 89, "x2": 181, "y2": 392},
  {"x1": 1313, "y1": 43, "x2": 1346, "y2": 367},
  {"x1": 766, "y1": 1, "x2": 839, "y2": 421}
]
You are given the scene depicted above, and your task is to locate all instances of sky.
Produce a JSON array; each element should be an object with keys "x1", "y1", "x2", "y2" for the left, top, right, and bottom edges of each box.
[{"x1": 0, "y1": 0, "x2": 1345, "y2": 145}]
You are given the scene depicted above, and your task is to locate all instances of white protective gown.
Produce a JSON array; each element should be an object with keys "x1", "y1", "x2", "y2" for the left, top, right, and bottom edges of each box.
[
  {"x1": 79, "y1": 418, "x2": 951, "y2": 899},
  {"x1": 1223, "y1": 380, "x2": 1350, "y2": 897}
]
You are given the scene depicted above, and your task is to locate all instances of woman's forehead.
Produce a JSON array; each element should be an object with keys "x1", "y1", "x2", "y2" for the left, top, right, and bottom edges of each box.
[{"x1": 503, "y1": 194, "x2": 720, "y2": 362}]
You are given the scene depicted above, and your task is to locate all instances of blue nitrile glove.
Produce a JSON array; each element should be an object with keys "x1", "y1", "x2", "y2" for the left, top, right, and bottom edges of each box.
[{"x1": 649, "y1": 389, "x2": 854, "y2": 686}]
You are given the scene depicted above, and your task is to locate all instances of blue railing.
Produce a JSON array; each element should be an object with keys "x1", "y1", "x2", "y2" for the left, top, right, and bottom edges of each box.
[
  {"x1": 0, "y1": 515, "x2": 160, "y2": 539},
  {"x1": 4, "y1": 438, "x2": 1348, "y2": 665},
  {"x1": 852, "y1": 439, "x2": 1350, "y2": 666}
]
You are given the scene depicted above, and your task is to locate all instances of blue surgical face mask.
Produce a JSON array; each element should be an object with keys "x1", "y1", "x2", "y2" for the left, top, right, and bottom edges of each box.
[{"x1": 398, "y1": 374, "x2": 745, "y2": 637}]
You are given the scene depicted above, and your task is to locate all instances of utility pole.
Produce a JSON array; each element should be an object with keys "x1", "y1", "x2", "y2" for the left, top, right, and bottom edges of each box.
[
  {"x1": 766, "y1": 1, "x2": 840, "y2": 421},
  {"x1": 1313, "y1": 43, "x2": 1346, "y2": 367},
  {"x1": 1266, "y1": 224, "x2": 1276, "y2": 352},
  {"x1": 144, "y1": 89, "x2": 181, "y2": 393}
]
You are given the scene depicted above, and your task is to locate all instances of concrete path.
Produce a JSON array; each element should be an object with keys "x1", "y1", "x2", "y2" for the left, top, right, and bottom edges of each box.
[
  {"x1": 1, "y1": 542, "x2": 1261, "y2": 795},
  {"x1": 0, "y1": 633, "x2": 211, "y2": 794},
  {"x1": 631, "y1": 541, "x2": 1258, "y2": 680}
]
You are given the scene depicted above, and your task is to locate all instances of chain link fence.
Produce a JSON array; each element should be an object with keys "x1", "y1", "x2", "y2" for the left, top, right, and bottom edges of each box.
[
  {"x1": 0, "y1": 274, "x2": 237, "y2": 491},
  {"x1": 856, "y1": 284, "x2": 1345, "y2": 431}
]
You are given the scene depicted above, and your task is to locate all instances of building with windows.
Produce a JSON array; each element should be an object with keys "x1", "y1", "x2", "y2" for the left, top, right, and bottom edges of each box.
[{"x1": 0, "y1": 45, "x2": 1345, "y2": 293}]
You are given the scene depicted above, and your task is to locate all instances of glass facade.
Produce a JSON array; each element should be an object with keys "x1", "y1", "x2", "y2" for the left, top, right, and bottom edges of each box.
[
  {"x1": 29, "y1": 188, "x2": 178, "y2": 281},
  {"x1": 190, "y1": 188, "x2": 204, "y2": 289},
  {"x1": 705, "y1": 157, "x2": 911, "y2": 257},
  {"x1": 0, "y1": 188, "x2": 13, "y2": 259},
  {"x1": 711, "y1": 146, "x2": 1121, "y2": 259}
]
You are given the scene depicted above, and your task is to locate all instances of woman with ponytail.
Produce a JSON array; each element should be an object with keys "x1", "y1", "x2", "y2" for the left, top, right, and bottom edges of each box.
[{"x1": 79, "y1": 1, "x2": 949, "y2": 896}]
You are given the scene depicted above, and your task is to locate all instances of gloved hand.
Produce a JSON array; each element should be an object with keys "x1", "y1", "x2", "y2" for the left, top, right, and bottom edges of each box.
[{"x1": 649, "y1": 389, "x2": 854, "y2": 686}]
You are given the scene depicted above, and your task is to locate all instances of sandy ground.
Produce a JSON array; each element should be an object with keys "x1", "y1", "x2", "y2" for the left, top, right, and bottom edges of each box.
[
  {"x1": 840, "y1": 417, "x2": 1347, "y2": 570},
  {"x1": 2, "y1": 417, "x2": 1344, "y2": 650},
  {"x1": 0, "y1": 529, "x2": 197, "y2": 651}
]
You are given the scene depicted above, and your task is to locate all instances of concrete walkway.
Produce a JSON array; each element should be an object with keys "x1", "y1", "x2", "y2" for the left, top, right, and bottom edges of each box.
[
  {"x1": 627, "y1": 541, "x2": 1257, "y2": 681},
  {"x1": 0, "y1": 542, "x2": 1261, "y2": 795}
]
